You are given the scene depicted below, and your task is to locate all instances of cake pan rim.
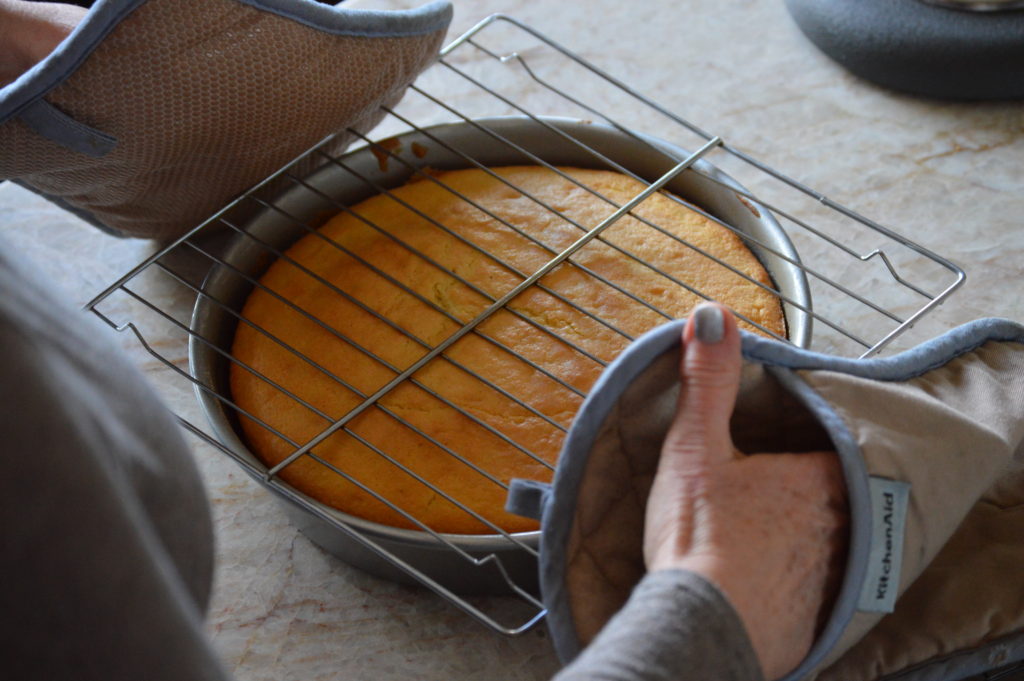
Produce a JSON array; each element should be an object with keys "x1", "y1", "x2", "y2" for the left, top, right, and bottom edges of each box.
[{"x1": 188, "y1": 114, "x2": 811, "y2": 557}]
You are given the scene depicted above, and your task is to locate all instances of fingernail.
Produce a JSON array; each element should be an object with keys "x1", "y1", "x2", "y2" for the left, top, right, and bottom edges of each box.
[{"x1": 692, "y1": 304, "x2": 724, "y2": 344}]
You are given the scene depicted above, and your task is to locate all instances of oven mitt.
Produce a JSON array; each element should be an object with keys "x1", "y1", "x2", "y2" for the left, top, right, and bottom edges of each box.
[
  {"x1": 508, "y1": 317, "x2": 1024, "y2": 681},
  {"x1": 0, "y1": 0, "x2": 452, "y2": 240}
]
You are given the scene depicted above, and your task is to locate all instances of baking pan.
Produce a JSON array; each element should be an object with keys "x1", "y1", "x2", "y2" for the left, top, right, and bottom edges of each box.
[{"x1": 189, "y1": 116, "x2": 812, "y2": 595}]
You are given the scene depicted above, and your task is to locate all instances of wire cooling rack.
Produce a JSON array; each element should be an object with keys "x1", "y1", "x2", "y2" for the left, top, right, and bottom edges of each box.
[{"x1": 84, "y1": 15, "x2": 965, "y2": 635}]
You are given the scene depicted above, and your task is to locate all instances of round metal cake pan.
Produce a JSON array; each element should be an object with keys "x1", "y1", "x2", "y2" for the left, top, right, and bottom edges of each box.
[{"x1": 189, "y1": 116, "x2": 812, "y2": 596}]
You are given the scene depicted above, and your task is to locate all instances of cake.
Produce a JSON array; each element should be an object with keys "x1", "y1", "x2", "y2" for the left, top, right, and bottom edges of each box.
[{"x1": 229, "y1": 165, "x2": 786, "y2": 534}]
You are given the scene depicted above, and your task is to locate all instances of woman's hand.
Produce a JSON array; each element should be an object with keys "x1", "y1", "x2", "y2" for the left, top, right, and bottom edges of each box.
[
  {"x1": 0, "y1": 1, "x2": 87, "y2": 86},
  {"x1": 644, "y1": 303, "x2": 849, "y2": 680}
]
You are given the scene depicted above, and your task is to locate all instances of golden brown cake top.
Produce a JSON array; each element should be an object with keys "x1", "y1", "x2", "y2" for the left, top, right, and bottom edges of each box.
[{"x1": 229, "y1": 165, "x2": 785, "y2": 534}]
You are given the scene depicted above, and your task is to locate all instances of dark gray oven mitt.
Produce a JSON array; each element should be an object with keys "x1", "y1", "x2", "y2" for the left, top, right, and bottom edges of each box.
[
  {"x1": 0, "y1": 0, "x2": 452, "y2": 239},
  {"x1": 509, "y1": 318, "x2": 1024, "y2": 681}
]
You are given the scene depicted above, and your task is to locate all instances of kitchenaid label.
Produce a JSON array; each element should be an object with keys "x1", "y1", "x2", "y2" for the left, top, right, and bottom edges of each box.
[{"x1": 856, "y1": 477, "x2": 911, "y2": 614}]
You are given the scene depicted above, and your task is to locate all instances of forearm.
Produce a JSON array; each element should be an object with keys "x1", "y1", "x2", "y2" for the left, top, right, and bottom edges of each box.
[
  {"x1": 553, "y1": 569, "x2": 764, "y2": 681},
  {"x1": 0, "y1": 0, "x2": 85, "y2": 85}
]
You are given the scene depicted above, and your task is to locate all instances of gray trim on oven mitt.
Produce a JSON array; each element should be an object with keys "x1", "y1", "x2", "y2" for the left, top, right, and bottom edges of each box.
[
  {"x1": 510, "y1": 317, "x2": 1024, "y2": 681},
  {"x1": 0, "y1": 0, "x2": 452, "y2": 239}
]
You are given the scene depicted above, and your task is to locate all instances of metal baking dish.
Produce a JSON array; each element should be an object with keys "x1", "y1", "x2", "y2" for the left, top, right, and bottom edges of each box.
[{"x1": 189, "y1": 116, "x2": 812, "y2": 596}]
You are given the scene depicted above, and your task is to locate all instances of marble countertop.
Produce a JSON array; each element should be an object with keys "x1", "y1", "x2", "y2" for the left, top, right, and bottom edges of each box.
[{"x1": 2, "y1": 1, "x2": 1022, "y2": 679}]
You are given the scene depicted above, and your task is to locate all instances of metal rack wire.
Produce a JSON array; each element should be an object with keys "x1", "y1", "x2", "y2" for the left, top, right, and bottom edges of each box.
[{"x1": 84, "y1": 15, "x2": 965, "y2": 636}]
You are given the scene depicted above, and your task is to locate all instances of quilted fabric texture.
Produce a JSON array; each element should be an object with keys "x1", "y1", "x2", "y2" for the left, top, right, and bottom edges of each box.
[
  {"x1": 539, "y1": 318, "x2": 1024, "y2": 681},
  {"x1": 0, "y1": 0, "x2": 452, "y2": 239}
]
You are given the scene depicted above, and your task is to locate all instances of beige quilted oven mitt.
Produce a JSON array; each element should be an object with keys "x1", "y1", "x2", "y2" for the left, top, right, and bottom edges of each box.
[
  {"x1": 0, "y1": 0, "x2": 452, "y2": 239},
  {"x1": 508, "y1": 317, "x2": 1024, "y2": 681}
]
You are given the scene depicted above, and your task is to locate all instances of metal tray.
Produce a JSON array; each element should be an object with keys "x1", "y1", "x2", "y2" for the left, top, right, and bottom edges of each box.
[{"x1": 188, "y1": 115, "x2": 811, "y2": 597}]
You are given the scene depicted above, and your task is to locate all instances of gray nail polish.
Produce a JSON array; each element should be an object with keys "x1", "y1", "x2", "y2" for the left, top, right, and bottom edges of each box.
[{"x1": 693, "y1": 305, "x2": 724, "y2": 344}]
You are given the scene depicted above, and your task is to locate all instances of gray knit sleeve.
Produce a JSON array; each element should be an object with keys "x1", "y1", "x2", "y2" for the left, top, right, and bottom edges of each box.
[
  {"x1": 0, "y1": 241, "x2": 230, "y2": 681},
  {"x1": 552, "y1": 569, "x2": 765, "y2": 681}
]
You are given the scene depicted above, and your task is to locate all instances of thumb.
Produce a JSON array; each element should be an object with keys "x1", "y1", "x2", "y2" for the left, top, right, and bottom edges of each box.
[{"x1": 661, "y1": 303, "x2": 743, "y2": 470}]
